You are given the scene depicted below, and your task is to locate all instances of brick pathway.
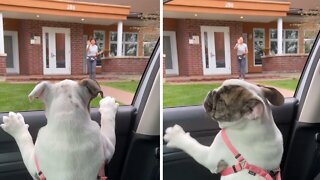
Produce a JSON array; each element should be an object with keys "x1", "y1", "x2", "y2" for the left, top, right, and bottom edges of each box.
[{"x1": 100, "y1": 86, "x2": 134, "y2": 105}]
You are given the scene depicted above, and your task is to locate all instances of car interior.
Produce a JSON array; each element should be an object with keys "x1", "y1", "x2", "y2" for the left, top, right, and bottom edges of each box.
[
  {"x1": 163, "y1": 31, "x2": 320, "y2": 180},
  {"x1": 0, "y1": 41, "x2": 159, "y2": 180}
]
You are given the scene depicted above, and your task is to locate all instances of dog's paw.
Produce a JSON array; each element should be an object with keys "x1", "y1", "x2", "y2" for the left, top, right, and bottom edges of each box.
[
  {"x1": 1, "y1": 112, "x2": 29, "y2": 137},
  {"x1": 164, "y1": 124, "x2": 188, "y2": 148},
  {"x1": 99, "y1": 96, "x2": 119, "y2": 114}
]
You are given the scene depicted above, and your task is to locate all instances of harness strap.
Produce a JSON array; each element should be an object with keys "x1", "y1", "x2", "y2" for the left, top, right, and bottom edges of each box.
[
  {"x1": 97, "y1": 162, "x2": 107, "y2": 180},
  {"x1": 220, "y1": 129, "x2": 281, "y2": 180},
  {"x1": 34, "y1": 155, "x2": 46, "y2": 180},
  {"x1": 34, "y1": 156, "x2": 107, "y2": 180}
]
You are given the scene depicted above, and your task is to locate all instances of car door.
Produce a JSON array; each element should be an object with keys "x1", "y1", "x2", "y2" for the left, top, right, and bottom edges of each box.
[
  {"x1": 163, "y1": 32, "x2": 320, "y2": 180},
  {"x1": 0, "y1": 41, "x2": 159, "y2": 180}
]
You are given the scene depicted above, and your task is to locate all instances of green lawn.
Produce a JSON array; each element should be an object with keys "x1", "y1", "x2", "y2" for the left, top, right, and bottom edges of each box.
[
  {"x1": 102, "y1": 80, "x2": 139, "y2": 93},
  {"x1": 0, "y1": 82, "x2": 101, "y2": 112},
  {"x1": 257, "y1": 79, "x2": 298, "y2": 91},
  {"x1": 164, "y1": 83, "x2": 221, "y2": 107}
]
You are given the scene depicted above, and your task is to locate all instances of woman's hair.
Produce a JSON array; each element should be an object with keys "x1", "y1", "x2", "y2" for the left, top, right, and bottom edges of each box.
[{"x1": 89, "y1": 37, "x2": 96, "y2": 42}]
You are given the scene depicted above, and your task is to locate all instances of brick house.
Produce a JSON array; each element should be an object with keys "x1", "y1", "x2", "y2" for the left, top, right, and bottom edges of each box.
[
  {"x1": 0, "y1": 0, "x2": 159, "y2": 76},
  {"x1": 163, "y1": 0, "x2": 319, "y2": 76}
]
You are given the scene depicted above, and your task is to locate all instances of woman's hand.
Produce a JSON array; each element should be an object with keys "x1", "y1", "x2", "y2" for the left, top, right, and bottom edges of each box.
[{"x1": 87, "y1": 40, "x2": 90, "y2": 46}]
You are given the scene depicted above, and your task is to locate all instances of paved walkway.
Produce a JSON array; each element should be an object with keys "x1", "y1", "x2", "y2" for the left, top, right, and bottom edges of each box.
[{"x1": 100, "y1": 86, "x2": 134, "y2": 105}]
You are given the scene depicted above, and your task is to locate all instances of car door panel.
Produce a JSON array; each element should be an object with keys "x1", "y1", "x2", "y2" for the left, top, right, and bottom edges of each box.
[
  {"x1": 163, "y1": 97, "x2": 298, "y2": 180},
  {"x1": 0, "y1": 105, "x2": 136, "y2": 180}
]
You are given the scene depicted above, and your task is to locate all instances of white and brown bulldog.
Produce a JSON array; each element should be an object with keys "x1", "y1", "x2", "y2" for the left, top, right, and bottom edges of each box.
[
  {"x1": 1, "y1": 79, "x2": 118, "y2": 180},
  {"x1": 164, "y1": 79, "x2": 284, "y2": 180}
]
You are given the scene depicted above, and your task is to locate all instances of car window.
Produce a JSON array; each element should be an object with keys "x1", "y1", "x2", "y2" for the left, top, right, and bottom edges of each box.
[
  {"x1": 163, "y1": 7, "x2": 319, "y2": 107},
  {"x1": 0, "y1": 1, "x2": 159, "y2": 112}
]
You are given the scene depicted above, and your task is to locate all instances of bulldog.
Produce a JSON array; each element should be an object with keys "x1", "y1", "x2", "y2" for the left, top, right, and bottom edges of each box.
[
  {"x1": 1, "y1": 79, "x2": 118, "y2": 180},
  {"x1": 164, "y1": 79, "x2": 284, "y2": 180}
]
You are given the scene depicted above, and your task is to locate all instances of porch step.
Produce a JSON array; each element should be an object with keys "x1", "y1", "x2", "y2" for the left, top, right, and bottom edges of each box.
[{"x1": 165, "y1": 73, "x2": 283, "y2": 83}]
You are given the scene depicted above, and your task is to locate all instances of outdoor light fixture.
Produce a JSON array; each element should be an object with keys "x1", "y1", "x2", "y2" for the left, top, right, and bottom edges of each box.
[
  {"x1": 195, "y1": 13, "x2": 198, "y2": 17},
  {"x1": 240, "y1": 16, "x2": 244, "y2": 19},
  {"x1": 36, "y1": 15, "x2": 40, "y2": 18},
  {"x1": 81, "y1": 18, "x2": 85, "y2": 21}
]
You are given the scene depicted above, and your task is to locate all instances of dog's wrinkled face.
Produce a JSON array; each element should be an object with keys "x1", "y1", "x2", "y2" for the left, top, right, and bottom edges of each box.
[
  {"x1": 28, "y1": 79, "x2": 103, "y2": 115},
  {"x1": 204, "y1": 79, "x2": 284, "y2": 122}
]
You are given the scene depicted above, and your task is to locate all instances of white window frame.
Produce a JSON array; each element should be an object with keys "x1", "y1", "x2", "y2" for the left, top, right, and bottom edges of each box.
[
  {"x1": 269, "y1": 29, "x2": 278, "y2": 55},
  {"x1": 269, "y1": 29, "x2": 300, "y2": 55},
  {"x1": 93, "y1": 30, "x2": 105, "y2": 55},
  {"x1": 109, "y1": 32, "x2": 138, "y2": 57},
  {"x1": 304, "y1": 30, "x2": 316, "y2": 54},
  {"x1": 284, "y1": 29, "x2": 299, "y2": 54},
  {"x1": 253, "y1": 28, "x2": 265, "y2": 66}
]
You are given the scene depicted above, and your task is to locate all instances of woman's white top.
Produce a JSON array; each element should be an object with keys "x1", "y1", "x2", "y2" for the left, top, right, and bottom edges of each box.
[{"x1": 87, "y1": 45, "x2": 98, "y2": 56}]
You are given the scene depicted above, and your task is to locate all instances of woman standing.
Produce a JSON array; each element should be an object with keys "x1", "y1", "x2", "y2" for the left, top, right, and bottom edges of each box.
[
  {"x1": 86, "y1": 38, "x2": 99, "y2": 80},
  {"x1": 234, "y1": 37, "x2": 248, "y2": 80}
]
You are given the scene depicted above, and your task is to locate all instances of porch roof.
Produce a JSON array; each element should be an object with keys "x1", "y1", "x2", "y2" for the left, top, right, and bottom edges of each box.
[
  {"x1": 164, "y1": 0, "x2": 291, "y2": 22},
  {"x1": 0, "y1": 0, "x2": 130, "y2": 25}
]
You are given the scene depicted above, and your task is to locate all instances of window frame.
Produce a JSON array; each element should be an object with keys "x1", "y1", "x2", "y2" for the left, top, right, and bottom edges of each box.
[
  {"x1": 253, "y1": 28, "x2": 265, "y2": 66},
  {"x1": 109, "y1": 32, "x2": 139, "y2": 57},
  {"x1": 284, "y1": 29, "x2": 299, "y2": 54},
  {"x1": 303, "y1": 30, "x2": 316, "y2": 54},
  {"x1": 269, "y1": 29, "x2": 300, "y2": 55}
]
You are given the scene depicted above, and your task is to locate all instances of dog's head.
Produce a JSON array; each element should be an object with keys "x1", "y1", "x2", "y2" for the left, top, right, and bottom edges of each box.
[
  {"x1": 28, "y1": 79, "x2": 103, "y2": 114},
  {"x1": 203, "y1": 79, "x2": 284, "y2": 124}
]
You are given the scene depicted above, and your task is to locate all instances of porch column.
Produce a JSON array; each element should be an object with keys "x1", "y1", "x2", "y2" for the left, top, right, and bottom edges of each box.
[
  {"x1": 277, "y1": 17, "x2": 283, "y2": 55},
  {"x1": 0, "y1": 12, "x2": 6, "y2": 76},
  {"x1": 117, "y1": 21, "x2": 123, "y2": 57},
  {"x1": 0, "y1": 12, "x2": 4, "y2": 54}
]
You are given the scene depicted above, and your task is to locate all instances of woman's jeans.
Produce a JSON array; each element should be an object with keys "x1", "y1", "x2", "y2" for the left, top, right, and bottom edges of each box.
[
  {"x1": 86, "y1": 56, "x2": 96, "y2": 80},
  {"x1": 237, "y1": 55, "x2": 246, "y2": 78}
]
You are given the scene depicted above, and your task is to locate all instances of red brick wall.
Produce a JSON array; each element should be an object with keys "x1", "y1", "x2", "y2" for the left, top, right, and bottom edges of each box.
[
  {"x1": 101, "y1": 57, "x2": 149, "y2": 74},
  {"x1": 0, "y1": 55, "x2": 6, "y2": 75},
  {"x1": 262, "y1": 55, "x2": 307, "y2": 73},
  {"x1": 17, "y1": 19, "x2": 83, "y2": 75},
  {"x1": 172, "y1": 19, "x2": 243, "y2": 76}
]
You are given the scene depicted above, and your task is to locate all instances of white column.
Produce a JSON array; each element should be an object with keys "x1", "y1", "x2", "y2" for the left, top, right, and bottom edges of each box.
[
  {"x1": 117, "y1": 21, "x2": 123, "y2": 57},
  {"x1": 0, "y1": 13, "x2": 4, "y2": 54},
  {"x1": 277, "y1": 17, "x2": 283, "y2": 55}
]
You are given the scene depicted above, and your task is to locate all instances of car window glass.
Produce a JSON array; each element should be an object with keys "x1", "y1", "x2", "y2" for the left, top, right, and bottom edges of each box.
[
  {"x1": 0, "y1": 1, "x2": 159, "y2": 112},
  {"x1": 163, "y1": 14, "x2": 319, "y2": 108}
]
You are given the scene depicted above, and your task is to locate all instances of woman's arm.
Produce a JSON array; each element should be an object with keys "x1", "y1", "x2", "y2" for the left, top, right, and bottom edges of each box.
[{"x1": 234, "y1": 43, "x2": 238, "y2": 49}]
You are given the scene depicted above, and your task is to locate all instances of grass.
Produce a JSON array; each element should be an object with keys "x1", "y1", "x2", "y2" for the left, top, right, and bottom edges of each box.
[
  {"x1": 0, "y1": 82, "x2": 102, "y2": 112},
  {"x1": 163, "y1": 79, "x2": 299, "y2": 107},
  {"x1": 101, "y1": 80, "x2": 139, "y2": 93},
  {"x1": 163, "y1": 83, "x2": 221, "y2": 107},
  {"x1": 257, "y1": 79, "x2": 299, "y2": 91}
]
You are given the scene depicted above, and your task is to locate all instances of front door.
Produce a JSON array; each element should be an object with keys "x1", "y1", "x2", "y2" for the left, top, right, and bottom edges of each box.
[
  {"x1": 4, "y1": 31, "x2": 19, "y2": 74},
  {"x1": 164, "y1": 31, "x2": 179, "y2": 75},
  {"x1": 42, "y1": 27, "x2": 71, "y2": 75},
  {"x1": 201, "y1": 26, "x2": 231, "y2": 75}
]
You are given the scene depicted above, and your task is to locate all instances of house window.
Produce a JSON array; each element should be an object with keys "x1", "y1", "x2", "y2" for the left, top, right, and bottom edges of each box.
[
  {"x1": 304, "y1": 30, "x2": 317, "y2": 54},
  {"x1": 253, "y1": 28, "x2": 265, "y2": 66},
  {"x1": 269, "y1": 29, "x2": 299, "y2": 55},
  {"x1": 270, "y1": 29, "x2": 278, "y2": 55},
  {"x1": 93, "y1": 30, "x2": 105, "y2": 66},
  {"x1": 109, "y1": 32, "x2": 138, "y2": 56},
  {"x1": 284, "y1": 30, "x2": 298, "y2": 54},
  {"x1": 143, "y1": 34, "x2": 157, "y2": 56}
]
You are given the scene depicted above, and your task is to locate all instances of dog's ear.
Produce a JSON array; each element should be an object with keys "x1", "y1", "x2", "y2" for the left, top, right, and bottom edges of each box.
[
  {"x1": 28, "y1": 81, "x2": 51, "y2": 101},
  {"x1": 258, "y1": 85, "x2": 284, "y2": 106},
  {"x1": 204, "y1": 90, "x2": 214, "y2": 114},
  {"x1": 79, "y1": 79, "x2": 103, "y2": 99}
]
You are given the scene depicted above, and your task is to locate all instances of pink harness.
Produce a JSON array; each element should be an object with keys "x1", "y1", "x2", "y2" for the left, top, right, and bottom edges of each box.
[
  {"x1": 220, "y1": 129, "x2": 281, "y2": 180},
  {"x1": 34, "y1": 156, "x2": 107, "y2": 180}
]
